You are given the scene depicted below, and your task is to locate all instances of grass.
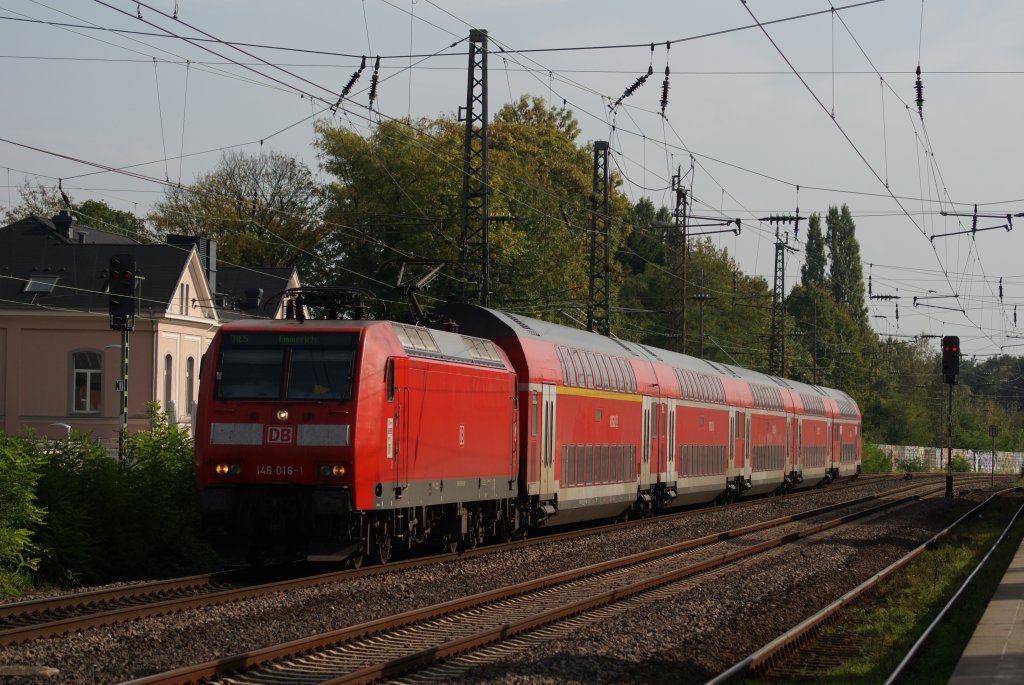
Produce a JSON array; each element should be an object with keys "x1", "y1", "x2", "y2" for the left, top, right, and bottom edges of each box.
[{"x1": 750, "y1": 492, "x2": 1024, "y2": 684}]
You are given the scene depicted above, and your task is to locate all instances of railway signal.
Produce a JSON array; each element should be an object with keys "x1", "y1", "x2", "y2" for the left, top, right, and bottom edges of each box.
[
  {"x1": 108, "y1": 254, "x2": 137, "y2": 331},
  {"x1": 941, "y1": 335, "x2": 960, "y2": 385}
]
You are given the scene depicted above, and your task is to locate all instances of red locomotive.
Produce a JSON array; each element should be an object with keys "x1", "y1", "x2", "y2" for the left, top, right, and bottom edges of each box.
[{"x1": 195, "y1": 299, "x2": 861, "y2": 564}]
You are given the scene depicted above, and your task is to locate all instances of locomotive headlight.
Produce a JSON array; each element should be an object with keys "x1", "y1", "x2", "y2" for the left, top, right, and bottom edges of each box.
[
  {"x1": 318, "y1": 464, "x2": 346, "y2": 477},
  {"x1": 214, "y1": 463, "x2": 241, "y2": 476},
  {"x1": 276, "y1": 409, "x2": 289, "y2": 421},
  {"x1": 215, "y1": 463, "x2": 228, "y2": 475},
  {"x1": 332, "y1": 465, "x2": 346, "y2": 477}
]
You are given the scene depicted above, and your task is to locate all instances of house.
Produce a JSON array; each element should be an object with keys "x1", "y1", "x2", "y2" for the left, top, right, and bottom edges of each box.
[{"x1": 0, "y1": 210, "x2": 299, "y2": 448}]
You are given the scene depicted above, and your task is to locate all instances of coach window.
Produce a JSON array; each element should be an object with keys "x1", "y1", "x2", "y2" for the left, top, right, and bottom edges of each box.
[
  {"x1": 71, "y1": 350, "x2": 102, "y2": 414},
  {"x1": 556, "y1": 347, "x2": 569, "y2": 385},
  {"x1": 586, "y1": 352, "x2": 601, "y2": 389},
  {"x1": 580, "y1": 352, "x2": 595, "y2": 389},
  {"x1": 566, "y1": 349, "x2": 579, "y2": 386},
  {"x1": 569, "y1": 349, "x2": 585, "y2": 387},
  {"x1": 610, "y1": 358, "x2": 623, "y2": 391},
  {"x1": 602, "y1": 356, "x2": 614, "y2": 390}
]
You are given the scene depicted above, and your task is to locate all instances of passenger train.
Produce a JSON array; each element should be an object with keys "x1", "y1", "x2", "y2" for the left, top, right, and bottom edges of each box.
[{"x1": 195, "y1": 301, "x2": 861, "y2": 564}]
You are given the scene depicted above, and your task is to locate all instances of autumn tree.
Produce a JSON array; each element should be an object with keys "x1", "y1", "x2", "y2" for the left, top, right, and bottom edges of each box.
[
  {"x1": 149, "y1": 150, "x2": 329, "y2": 278},
  {"x1": 315, "y1": 96, "x2": 629, "y2": 322}
]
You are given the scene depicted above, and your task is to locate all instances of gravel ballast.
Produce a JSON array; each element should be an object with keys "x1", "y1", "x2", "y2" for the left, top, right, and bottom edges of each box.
[{"x1": 0, "y1": 478, "x2": 1006, "y2": 684}]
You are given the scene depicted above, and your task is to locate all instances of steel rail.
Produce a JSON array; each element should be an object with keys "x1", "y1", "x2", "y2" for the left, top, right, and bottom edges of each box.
[
  {"x1": 706, "y1": 485, "x2": 1024, "y2": 684},
  {"x1": 122, "y1": 492, "x2": 922, "y2": 685},
  {"x1": 0, "y1": 472, "x2": 895, "y2": 646}
]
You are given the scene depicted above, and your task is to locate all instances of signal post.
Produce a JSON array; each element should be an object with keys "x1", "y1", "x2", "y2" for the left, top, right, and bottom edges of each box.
[
  {"x1": 108, "y1": 255, "x2": 138, "y2": 460},
  {"x1": 941, "y1": 335, "x2": 960, "y2": 498}
]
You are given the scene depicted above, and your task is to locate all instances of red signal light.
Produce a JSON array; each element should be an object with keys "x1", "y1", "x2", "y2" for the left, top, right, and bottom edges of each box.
[
  {"x1": 111, "y1": 270, "x2": 121, "y2": 279},
  {"x1": 122, "y1": 270, "x2": 134, "y2": 280}
]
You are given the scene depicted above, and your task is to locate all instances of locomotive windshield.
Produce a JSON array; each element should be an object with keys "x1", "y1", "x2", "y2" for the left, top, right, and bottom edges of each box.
[{"x1": 215, "y1": 331, "x2": 358, "y2": 401}]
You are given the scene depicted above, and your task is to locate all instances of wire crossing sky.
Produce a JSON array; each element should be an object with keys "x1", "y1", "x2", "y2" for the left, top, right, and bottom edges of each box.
[{"x1": 2, "y1": 0, "x2": 1023, "y2": 356}]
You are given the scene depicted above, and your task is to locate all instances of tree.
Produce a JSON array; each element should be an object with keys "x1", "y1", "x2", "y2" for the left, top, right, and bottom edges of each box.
[
  {"x1": 1, "y1": 180, "x2": 65, "y2": 225},
  {"x1": 74, "y1": 200, "x2": 150, "y2": 241},
  {"x1": 825, "y1": 204, "x2": 868, "y2": 330},
  {"x1": 149, "y1": 150, "x2": 329, "y2": 279},
  {"x1": 315, "y1": 97, "x2": 629, "y2": 322},
  {"x1": 801, "y1": 212, "x2": 826, "y2": 287}
]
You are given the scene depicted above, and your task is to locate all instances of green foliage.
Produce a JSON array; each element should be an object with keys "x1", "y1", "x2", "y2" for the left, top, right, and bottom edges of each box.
[
  {"x1": 861, "y1": 444, "x2": 892, "y2": 473},
  {"x1": 825, "y1": 204, "x2": 868, "y2": 331},
  {"x1": 28, "y1": 403, "x2": 215, "y2": 588},
  {"x1": 950, "y1": 455, "x2": 973, "y2": 472},
  {"x1": 149, "y1": 150, "x2": 328, "y2": 278},
  {"x1": 801, "y1": 212, "x2": 827, "y2": 288},
  {"x1": 0, "y1": 434, "x2": 46, "y2": 595},
  {"x1": 74, "y1": 199, "x2": 152, "y2": 241},
  {"x1": 896, "y1": 455, "x2": 927, "y2": 472}
]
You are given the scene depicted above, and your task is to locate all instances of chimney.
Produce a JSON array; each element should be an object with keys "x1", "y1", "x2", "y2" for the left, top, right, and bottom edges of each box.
[{"x1": 52, "y1": 210, "x2": 74, "y2": 239}]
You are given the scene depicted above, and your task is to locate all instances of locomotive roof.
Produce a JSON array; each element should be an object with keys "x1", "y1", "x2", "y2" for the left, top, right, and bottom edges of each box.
[
  {"x1": 438, "y1": 303, "x2": 858, "y2": 414},
  {"x1": 218, "y1": 317, "x2": 510, "y2": 371}
]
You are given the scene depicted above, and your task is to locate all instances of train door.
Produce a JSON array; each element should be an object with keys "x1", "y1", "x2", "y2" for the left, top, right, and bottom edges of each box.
[
  {"x1": 832, "y1": 422, "x2": 841, "y2": 468},
  {"x1": 786, "y1": 416, "x2": 793, "y2": 471},
  {"x1": 392, "y1": 363, "x2": 420, "y2": 498},
  {"x1": 667, "y1": 402, "x2": 676, "y2": 481},
  {"x1": 539, "y1": 384, "x2": 557, "y2": 498},
  {"x1": 733, "y1": 410, "x2": 747, "y2": 469},
  {"x1": 653, "y1": 401, "x2": 668, "y2": 482},
  {"x1": 640, "y1": 396, "x2": 653, "y2": 490},
  {"x1": 797, "y1": 420, "x2": 803, "y2": 472}
]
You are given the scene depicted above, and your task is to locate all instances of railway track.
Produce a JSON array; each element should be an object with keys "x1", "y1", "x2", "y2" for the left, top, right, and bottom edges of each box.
[
  {"x1": 0, "y1": 473, "x2": 894, "y2": 647},
  {"x1": 120, "y1": 477, "x2": 957, "y2": 685},
  {"x1": 708, "y1": 483, "x2": 1024, "y2": 684}
]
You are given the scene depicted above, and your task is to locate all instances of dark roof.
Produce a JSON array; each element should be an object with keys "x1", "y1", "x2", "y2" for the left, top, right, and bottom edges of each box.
[
  {"x1": 215, "y1": 267, "x2": 296, "y2": 320},
  {"x1": 0, "y1": 214, "x2": 190, "y2": 315},
  {"x1": 4, "y1": 212, "x2": 140, "y2": 246}
]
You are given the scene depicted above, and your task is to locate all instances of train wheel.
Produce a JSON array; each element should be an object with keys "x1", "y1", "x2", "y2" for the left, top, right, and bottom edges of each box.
[{"x1": 374, "y1": 525, "x2": 393, "y2": 565}]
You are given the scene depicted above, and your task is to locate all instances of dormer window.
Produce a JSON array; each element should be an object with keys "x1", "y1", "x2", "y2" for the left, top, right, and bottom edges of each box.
[{"x1": 24, "y1": 275, "x2": 58, "y2": 293}]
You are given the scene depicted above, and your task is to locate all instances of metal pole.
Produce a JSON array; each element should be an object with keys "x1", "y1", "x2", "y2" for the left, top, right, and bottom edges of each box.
[
  {"x1": 119, "y1": 328, "x2": 129, "y2": 461},
  {"x1": 990, "y1": 425, "x2": 997, "y2": 489},
  {"x1": 945, "y1": 383, "x2": 953, "y2": 499}
]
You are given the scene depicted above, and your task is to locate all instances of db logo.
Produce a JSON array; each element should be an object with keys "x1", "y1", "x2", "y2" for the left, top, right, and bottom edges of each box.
[{"x1": 265, "y1": 426, "x2": 295, "y2": 445}]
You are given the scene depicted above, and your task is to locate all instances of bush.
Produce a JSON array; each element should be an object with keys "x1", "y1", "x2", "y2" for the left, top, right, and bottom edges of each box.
[
  {"x1": 896, "y1": 455, "x2": 928, "y2": 472},
  {"x1": 951, "y1": 455, "x2": 973, "y2": 473},
  {"x1": 0, "y1": 434, "x2": 46, "y2": 595},
  {"x1": 862, "y1": 444, "x2": 893, "y2": 473},
  {"x1": 31, "y1": 403, "x2": 217, "y2": 587}
]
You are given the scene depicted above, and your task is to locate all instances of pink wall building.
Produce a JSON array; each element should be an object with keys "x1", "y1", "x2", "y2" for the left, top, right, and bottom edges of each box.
[{"x1": 0, "y1": 212, "x2": 298, "y2": 447}]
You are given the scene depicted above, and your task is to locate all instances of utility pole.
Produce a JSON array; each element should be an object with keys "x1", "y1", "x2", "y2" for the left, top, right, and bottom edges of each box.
[
  {"x1": 941, "y1": 336, "x2": 960, "y2": 498},
  {"x1": 761, "y1": 220, "x2": 799, "y2": 376},
  {"x1": 989, "y1": 424, "x2": 998, "y2": 489},
  {"x1": 670, "y1": 169, "x2": 688, "y2": 353},
  {"x1": 689, "y1": 270, "x2": 712, "y2": 358},
  {"x1": 458, "y1": 29, "x2": 490, "y2": 306},
  {"x1": 587, "y1": 140, "x2": 611, "y2": 336}
]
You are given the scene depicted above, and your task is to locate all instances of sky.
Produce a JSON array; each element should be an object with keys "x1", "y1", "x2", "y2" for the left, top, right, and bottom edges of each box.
[{"x1": 2, "y1": 0, "x2": 1023, "y2": 358}]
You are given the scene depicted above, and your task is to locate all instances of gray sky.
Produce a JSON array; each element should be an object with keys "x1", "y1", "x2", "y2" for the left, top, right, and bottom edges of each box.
[{"x1": 2, "y1": 1, "x2": 1022, "y2": 357}]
